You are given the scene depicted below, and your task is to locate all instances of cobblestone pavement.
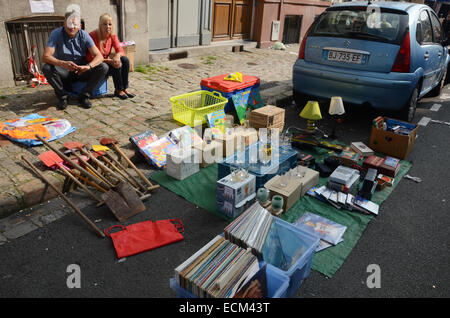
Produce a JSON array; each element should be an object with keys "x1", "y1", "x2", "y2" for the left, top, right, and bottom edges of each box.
[{"x1": 0, "y1": 44, "x2": 299, "y2": 241}]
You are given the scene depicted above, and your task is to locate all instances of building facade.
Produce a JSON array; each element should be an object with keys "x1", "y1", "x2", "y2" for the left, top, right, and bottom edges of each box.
[{"x1": 0, "y1": 0, "x2": 331, "y2": 88}]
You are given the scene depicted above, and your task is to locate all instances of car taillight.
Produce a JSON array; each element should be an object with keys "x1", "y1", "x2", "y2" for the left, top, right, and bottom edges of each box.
[
  {"x1": 299, "y1": 33, "x2": 308, "y2": 59},
  {"x1": 392, "y1": 32, "x2": 410, "y2": 73}
]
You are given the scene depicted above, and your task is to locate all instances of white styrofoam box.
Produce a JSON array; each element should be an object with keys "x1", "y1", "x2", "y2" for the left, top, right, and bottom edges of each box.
[
  {"x1": 166, "y1": 148, "x2": 200, "y2": 180},
  {"x1": 216, "y1": 172, "x2": 256, "y2": 206}
]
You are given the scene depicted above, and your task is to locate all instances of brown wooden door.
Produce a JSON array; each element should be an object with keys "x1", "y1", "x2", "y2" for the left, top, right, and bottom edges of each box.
[{"x1": 212, "y1": 0, "x2": 252, "y2": 41}]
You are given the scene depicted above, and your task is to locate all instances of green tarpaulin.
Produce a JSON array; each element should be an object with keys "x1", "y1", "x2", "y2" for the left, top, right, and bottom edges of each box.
[{"x1": 151, "y1": 148, "x2": 411, "y2": 278}]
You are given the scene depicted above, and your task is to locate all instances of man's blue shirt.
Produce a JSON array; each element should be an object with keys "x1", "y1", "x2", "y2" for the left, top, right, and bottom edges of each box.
[{"x1": 46, "y1": 27, "x2": 95, "y2": 65}]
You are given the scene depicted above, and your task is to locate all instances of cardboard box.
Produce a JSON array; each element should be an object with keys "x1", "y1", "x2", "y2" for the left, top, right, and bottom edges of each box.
[
  {"x1": 368, "y1": 117, "x2": 418, "y2": 160},
  {"x1": 217, "y1": 173, "x2": 256, "y2": 210},
  {"x1": 214, "y1": 131, "x2": 237, "y2": 157},
  {"x1": 264, "y1": 172, "x2": 303, "y2": 211},
  {"x1": 166, "y1": 148, "x2": 200, "y2": 180},
  {"x1": 234, "y1": 127, "x2": 258, "y2": 147},
  {"x1": 123, "y1": 44, "x2": 135, "y2": 72},
  {"x1": 249, "y1": 105, "x2": 285, "y2": 132},
  {"x1": 297, "y1": 167, "x2": 320, "y2": 197},
  {"x1": 193, "y1": 140, "x2": 222, "y2": 168}
]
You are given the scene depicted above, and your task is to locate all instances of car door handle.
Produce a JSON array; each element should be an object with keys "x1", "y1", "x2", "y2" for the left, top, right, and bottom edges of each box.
[
  {"x1": 438, "y1": 52, "x2": 442, "y2": 57},
  {"x1": 424, "y1": 53, "x2": 430, "y2": 59}
]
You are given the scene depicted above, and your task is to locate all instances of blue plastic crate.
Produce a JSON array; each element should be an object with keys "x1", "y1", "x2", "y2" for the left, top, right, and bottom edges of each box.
[
  {"x1": 261, "y1": 217, "x2": 320, "y2": 297},
  {"x1": 201, "y1": 83, "x2": 260, "y2": 113},
  {"x1": 218, "y1": 142, "x2": 298, "y2": 190},
  {"x1": 170, "y1": 263, "x2": 289, "y2": 298},
  {"x1": 68, "y1": 78, "x2": 108, "y2": 97}
]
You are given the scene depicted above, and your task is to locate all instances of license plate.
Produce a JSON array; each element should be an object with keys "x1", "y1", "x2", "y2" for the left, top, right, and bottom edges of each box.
[{"x1": 327, "y1": 50, "x2": 363, "y2": 64}]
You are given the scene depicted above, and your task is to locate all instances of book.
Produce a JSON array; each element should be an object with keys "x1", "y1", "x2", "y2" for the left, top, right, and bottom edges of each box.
[
  {"x1": 350, "y1": 142, "x2": 374, "y2": 157},
  {"x1": 206, "y1": 109, "x2": 226, "y2": 138},
  {"x1": 316, "y1": 238, "x2": 344, "y2": 252},
  {"x1": 380, "y1": 156, "x2": 400, "y2": 177},
  {"x1": 231, "y1": 91, "x2": 251, "y2": 124},
  {"x1": 363, "y1": 154, "x2": 384, "y2": 171},
  {"x1": 377, "y1": 174, "x2": 394, "y2": 186},
  {"x1": 294, "y1": 212, "x2": 347, "y2": 245},
  {"x1": 167, "y1": 125, "x2": 203, "y2": 148},
  {"x1": 372, "y1": 116, "x2": 384, "y2": 129},
  {"x1": 333, "y1": 150, "x2": 360, "y2": 167},
  {"x1": 248, "y1": 87, "x2": 264, "y2": 110},
  {"x1": 144, "y1": 136, "x2": 178, "y2": 168},
  {"x1": 129, "y1": 129, "x2": 159, "y2": 166},
  {"x1": 353, "y1": 195, "x2": 379, "y2": 215}
]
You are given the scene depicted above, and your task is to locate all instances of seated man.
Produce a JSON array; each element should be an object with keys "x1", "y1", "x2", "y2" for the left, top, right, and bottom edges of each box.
[{"x1": 42, "y1": 10, "x2": 108, "y2": 109}]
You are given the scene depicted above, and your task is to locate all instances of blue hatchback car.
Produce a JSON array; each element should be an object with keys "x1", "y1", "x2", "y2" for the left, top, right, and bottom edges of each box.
[{"x1": 292, "y1": 1, "x2": 450, "y2": 122}]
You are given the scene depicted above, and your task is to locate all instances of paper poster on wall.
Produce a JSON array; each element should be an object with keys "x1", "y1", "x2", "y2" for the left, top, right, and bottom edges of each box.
[{"x1": 29, "y1": 0, "x2": 54, "y2": 13}]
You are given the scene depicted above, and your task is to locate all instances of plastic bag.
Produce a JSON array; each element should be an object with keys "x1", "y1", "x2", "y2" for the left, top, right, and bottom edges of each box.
[
  {"x1": 0, "y1": 113, "x2": 76, "y2": 146},
  {"x1": 104, "y1": 218, "x2": 184, "y2": 259},
  {"x1": 224, "y1": 72, "x2": 243, "y2": 83}
]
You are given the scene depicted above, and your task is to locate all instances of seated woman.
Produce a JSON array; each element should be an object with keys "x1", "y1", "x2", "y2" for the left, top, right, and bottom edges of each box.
[{"x1": 87, "y1": 13, "x2": 134, "y2": 99}]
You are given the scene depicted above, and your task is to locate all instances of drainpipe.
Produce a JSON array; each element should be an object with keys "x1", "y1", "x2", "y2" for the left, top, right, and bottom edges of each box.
[
  {"x1": 170, "y1": 0, "x2": 174, "y2": 47},
  {"x1": 117, "y1": 0, "x2": 125, "y2": 42}
]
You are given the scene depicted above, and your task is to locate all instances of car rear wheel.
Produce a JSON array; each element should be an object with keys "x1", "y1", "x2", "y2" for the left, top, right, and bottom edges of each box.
[{"x1": 398, "y1": 86, "x2": 418, "y2": 122}]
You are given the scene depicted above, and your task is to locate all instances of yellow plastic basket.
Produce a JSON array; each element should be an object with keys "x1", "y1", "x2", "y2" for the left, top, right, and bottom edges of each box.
[{"x1": 170, "y1": 90, "x2": 228, "y2": 127}]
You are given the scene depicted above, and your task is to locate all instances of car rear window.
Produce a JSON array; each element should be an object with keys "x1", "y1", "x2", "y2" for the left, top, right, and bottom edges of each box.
[{"x1": 310, "y1": 6, "x2": 409, "y2": 44}]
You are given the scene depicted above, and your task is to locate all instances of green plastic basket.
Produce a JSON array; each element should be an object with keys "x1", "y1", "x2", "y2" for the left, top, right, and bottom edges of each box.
[{"x1": 170, "y1": 90, "x2": 228, "y2": 127}]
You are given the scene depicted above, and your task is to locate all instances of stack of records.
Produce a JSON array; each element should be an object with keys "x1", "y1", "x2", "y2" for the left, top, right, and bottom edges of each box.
[
  {"x1": 174, "y1": 235, "x2": 261, "y2": 298},
  {"x1": 294, "y1": 212, "x2": 346, "y2": 252},
  {"x1": 224, "y1": 202, "x2": 274, "y2": 257}
]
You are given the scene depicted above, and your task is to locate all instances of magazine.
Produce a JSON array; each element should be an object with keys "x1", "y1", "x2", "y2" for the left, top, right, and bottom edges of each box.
[
  {"x1": 316, "y1": 238, "x2": 344, "y2": 252},
  {"x1": 144, "y1": 136, "x2": 178, "y2": 168},
  {"x1": 206, "y1": 109, "x2": 226, "y2": 138},
  {"x1": 294, "y1": 212, "x2": 347, "y2": 245},
  {"x1": 353, "y1": 195, "x2": 379, "y2": 215}
]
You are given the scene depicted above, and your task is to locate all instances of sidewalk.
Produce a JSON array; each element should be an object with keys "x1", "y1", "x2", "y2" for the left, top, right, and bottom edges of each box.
[{"x1": 0, "y1": 43, "x2": 299, "y2": 223}]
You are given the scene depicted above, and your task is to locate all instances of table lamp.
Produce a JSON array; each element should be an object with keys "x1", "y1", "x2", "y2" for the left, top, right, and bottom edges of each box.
[
  {"x1": 300, "y1": 100, "x2": 322, "y2": 133},
  {"x1": 328, "y1": 96, "x2": 345, "y2": 139}
]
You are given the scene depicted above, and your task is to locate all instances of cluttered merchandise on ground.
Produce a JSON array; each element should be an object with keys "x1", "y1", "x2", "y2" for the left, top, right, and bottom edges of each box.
[{"x1": 0, "y1": 72, "x2": 418, "y2": 298}]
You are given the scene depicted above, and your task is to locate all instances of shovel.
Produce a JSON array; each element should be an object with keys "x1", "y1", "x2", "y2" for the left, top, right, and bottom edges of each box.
[
  {"x1": 100, "y1": 137, "x2": 159, "y2": 192},
  {"x1": 64, "y1": 141, "x2": 125, "y2": 186},
  {"x1": 92, "y1": 145, "x2": 146, "y2": 192},
  {"x1": 63, "y1": 141, "x2": 117, "y2": 188},
  {"x1": 22, "y1": 155, "x2": 105, "y2": 238},
  {"x1": 38, "y1": 151, "x2": 104, "y2": 206},
  {"x1": 35, "y1": 134, "x2": 111, "y2": 191},
  {"x1": 101, "y1": 181, "x2": 146, "y2": 222},
  {"x1": 93, "y1": 149, "x2": 144, "y2": 192}
]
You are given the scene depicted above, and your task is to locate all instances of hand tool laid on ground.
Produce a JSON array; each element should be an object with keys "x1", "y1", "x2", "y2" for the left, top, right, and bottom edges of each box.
[
  {"x1": 64, "y1": 147, "x2": 115, "y2": 188},
  {"x1": 38, "y1": 151, "x2": 104, "y2": 206},
  {"x1": 22, "y1": 155, "x2": 105, "y2": 238},
  {"x1": 100, "y1": 137, "x2": 159, "y2": 192},
  {"x1": 92, "y1": 144, "x2": 147, "y2": 192},
  {"x1": 70, "y1": 169, "x2": 107, "y2": 193},
  {"x1": 93, "y1": 149, "x2": 144, "y2": 191},
  {"x1": 36, "y1": 134, "x2": 112, "y2": 191},
  {"x1": 101, "y1": 181, "x2": 146, "y2": 222},
  {"x1": 64, "y1": 141, "x2": 124, "y2": 186}
]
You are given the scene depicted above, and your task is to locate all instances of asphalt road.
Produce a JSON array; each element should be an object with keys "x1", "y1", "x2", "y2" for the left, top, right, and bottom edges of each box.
[{"x1": 1, "y1": 85, "x2": 449, "y2": 303}]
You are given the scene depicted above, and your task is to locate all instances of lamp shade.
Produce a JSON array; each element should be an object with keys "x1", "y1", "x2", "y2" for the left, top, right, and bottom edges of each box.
[
  {"x1": 329, "y1": 96, "x2": 345, "y2": 115},
  {"x1": 300, "y1": 101, "x2": 322, "y2": 120}
]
